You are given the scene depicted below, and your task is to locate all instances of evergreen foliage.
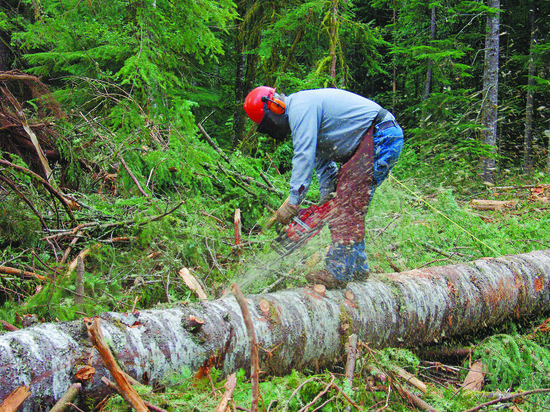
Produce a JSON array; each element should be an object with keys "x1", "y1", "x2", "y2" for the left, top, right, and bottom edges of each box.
[{"x1": 1, "y1": 0, "x2": 550, "y2": 409}]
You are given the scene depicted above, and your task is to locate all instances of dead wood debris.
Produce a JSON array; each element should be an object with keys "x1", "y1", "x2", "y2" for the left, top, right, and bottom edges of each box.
[
  {"x1": 231, "y1": 282, "x2": 260, "y2": 412},
  {"x1": 86, "y1": 317, "x2": 149, "y2": 412},
  {"x1": 214, "y1": 373, "x2": 237, "y2": 412},
  {"x1": 49, "y1": 383, "x2": 81, "y2": 412},
  {"x1": 0, "y1": 70, "x2": 65, "y2": 178},
  {"x1": 461, "y1": 360, "x2": 488, "y2": 392},
  {"x1": 0, "y1": 386, "x2": 30, "y2": 412}
]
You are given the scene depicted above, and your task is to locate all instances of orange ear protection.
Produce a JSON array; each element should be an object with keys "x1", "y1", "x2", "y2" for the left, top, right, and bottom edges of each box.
[{"x1": 262, "y1": 94, "x2": 286, "y2": 115}]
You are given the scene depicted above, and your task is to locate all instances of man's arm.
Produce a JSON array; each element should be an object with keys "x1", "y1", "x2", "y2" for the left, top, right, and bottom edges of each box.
[{"x1": 287, "y1": 102, "x2": 322, "y2": 205}]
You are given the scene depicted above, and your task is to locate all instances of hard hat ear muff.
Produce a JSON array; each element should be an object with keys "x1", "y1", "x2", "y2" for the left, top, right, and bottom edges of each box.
[{"x1": 261, "y1": 95, "x2": 286, "y2": 115}]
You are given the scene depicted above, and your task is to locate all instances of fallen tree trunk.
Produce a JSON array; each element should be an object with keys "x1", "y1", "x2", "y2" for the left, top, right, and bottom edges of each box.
[{"x1": 1, "y1": 249, "x2": 550, "y2": 410}]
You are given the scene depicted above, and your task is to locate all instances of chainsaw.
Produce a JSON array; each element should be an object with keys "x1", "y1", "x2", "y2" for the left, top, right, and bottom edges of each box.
[{"x1": 270, "y1": 199, "x2": 336, "y2": 255}]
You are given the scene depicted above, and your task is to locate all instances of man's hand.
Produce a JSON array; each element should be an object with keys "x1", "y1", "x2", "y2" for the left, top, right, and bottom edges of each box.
[{"x1": 276, "y1": 202, "x2": 299, "y2": 225}]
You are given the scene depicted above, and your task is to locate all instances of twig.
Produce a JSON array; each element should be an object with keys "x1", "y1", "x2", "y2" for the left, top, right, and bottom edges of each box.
[
  {"x1": 231, "y1": 283, "x2": 260, "y2": 412},
  {"x1": 373, "y1": 213, "x2": 401, "y2": 240},
  {"x1": 0, "y1": 265, "x2": 46, "y2": 281},
  {"x1": 0, "y1": 319, "x2": 19, "y2": 331},
  {"x1": 283, "y1": 377, "x2": 318, "y2": 412},
  {"x1": 345, "y1": 334, "x2": 358, "y2": 386},
  {"x1": 422, "y1": 242, "x2": 455, "y2": 259},
  {"x1": 216, "y1": 161, "x2": 285, "y2": 196},
  {"x1": 462, "y1": 388, "x2": 550, "y2": 412},
  {"x1": 214, "y1": 373, "x2": 237, "y2": 412},
  {"x1": 365, "y1": 351, "x2": 437, "y2": 412},
  {"x1": 86, "y1": 318, "x2": 148, "y2": 412},
  {"x1": 60, "y1": 232, "x2": 82, "y2": 265},
  {"x1": 65, "y1": 245, "x2": 101, "y2": 278},
  {"x1": 329, "y1": 380, "x2": 362, "y2": 410},
  {"x1": 0, "y1": 174, "x2": 48, "y2": 229},
  {"x1": 118, "y1": 154, "x2": 150, "y2": 197},
  {"x1": 75, "y1": 257, "x2": 85, "y2": 308},
  {"x1": 234, "y1": 209, "x2": 242, "y2": 253},
  {"x1": 260, "y1": 172, "x2": 276, "y2": 189},
  {"x1": 101, "y1": 377, "x2": 167, "y2": 412},
  {"x1": 45, "y1": 202, "x2": 184, "y2": 241},
  {"x1": 297, "y1": 375, "x2": 335, "y2": 412},
  {"x1": 49, "y1": 382, "x2": 81, "y2": 412},
  {"x1": 197, "y1": 123, "x2": 231, "y2": 164},
  {"x1": 0, "y1": 159, "x2": 77, "y2": 224}
]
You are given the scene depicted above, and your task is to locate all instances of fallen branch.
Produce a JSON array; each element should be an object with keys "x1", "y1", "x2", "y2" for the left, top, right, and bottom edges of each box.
[
  {"x1": 49, "y1": 383, "x2": 81, "y2": 412},
  {"x1": 216, "y1": 161, "x2": 285, "y2": 197},
  {"x1": 86, "y1": 318, "x2": 148, "y2": 412},
  {"x1": 0, "y1": 159, "x2": 77, "y2": 224},
  {"x1": 234, "y1": 208, "x2": 242, "y2": 252},
  {"x1": 214, "y1": 373, "x2": 237, "y2": 412},
  {"x1": 462, "y1": 388, "x2": 550, "y2": 412},
  {"x1": 491, "y1": 184, "x2": 550, "y2": 191},
  {"x1": 345, "y1": 334, "x2": 358, "y2": 386},
  {"x1": 461, "y1": 360, "x2": 487, "y2": 392},
  {"x1": 394, "y1": 366, "x2": 428, "y2": 394},
  {"x1": 0, "y1": 320, "x2": 19, "y2": 331},
  {"x1": 60, "y1": 233, "x2": 81, "y2": 265},
  {"x1": 231, "y1": 283, "x2": 260, "y2": 412},
  {"x1": 65, "y1": 245, "x2": 100, "y2": 278},
  {"x1": 0, "y1": 266, "x2": 46, "y2": 281},
  {"x1": 101, "y1": 378, "x2": 167, "y2": 412},
  {"x1": 45, "y1": 202, "x2": 184, "y2": 241},
  {"x1": 197, "y1": 123, "x2": 231, "y2": 164},
  {"x1": 469, "y1": 199, "x2": 517, "y2": 211},
  {"x1": 0, "y1": 175, "x2": 47, "y2": 229},
  {"x1": 0, "y1": 84, "x2": 54, "y2": 185},
  {"x1": 0, "y1": 386, "x2": 30, "y2": 412},
  {"x1": 118, "y1": 154, "x2": 150, "y2": 198}
]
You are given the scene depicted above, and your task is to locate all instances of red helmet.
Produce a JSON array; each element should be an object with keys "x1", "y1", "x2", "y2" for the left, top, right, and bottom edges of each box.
[{"x1": 244, "y1": 86, "x2": 286, "y2": 124}]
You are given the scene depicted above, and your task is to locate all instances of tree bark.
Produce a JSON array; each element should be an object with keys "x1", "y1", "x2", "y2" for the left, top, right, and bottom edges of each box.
[
  {"x1": 523, "y1": 0, "x2": 536, "y2": 175},
  {"x1": 1, "y1": 249, "x2": 550, "y2": 411}
]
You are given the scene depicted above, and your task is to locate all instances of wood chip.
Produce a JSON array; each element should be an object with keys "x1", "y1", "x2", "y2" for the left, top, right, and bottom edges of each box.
[
  {"x1": 178, "y1": 268, "x2": 208, "y2": 300},
  {"x1": 0, "y1": 385, "x2": 31, "y2": 412}
]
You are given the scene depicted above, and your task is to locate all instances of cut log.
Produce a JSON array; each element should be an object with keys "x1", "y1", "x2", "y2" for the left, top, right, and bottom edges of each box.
[
  {"x1": 1, "y1": 249, "x2": 550, "y2": 411},
  {"x1": 461, "y1": 360, "x2": 488, "y2": 391},
  {"x1": 469, "y1": 199, "x2": 518, "y2": 211}
]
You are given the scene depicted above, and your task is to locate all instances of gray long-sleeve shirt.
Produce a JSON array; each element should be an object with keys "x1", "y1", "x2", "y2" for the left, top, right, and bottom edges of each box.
[{"x1": 285, "y1": 88, "x2": 389, "y2": 205}]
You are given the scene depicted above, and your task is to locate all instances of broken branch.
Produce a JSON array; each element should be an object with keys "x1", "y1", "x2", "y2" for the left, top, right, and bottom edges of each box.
[
  {"x1": 86, "y1": 318, "x2": 148, "y2": 412},
  {"x1": 231, "y1": 283, "x2": 259, "y2": 412},
  {"x1": 49, "y1": 383, "x2": 81, "y2": 412},
  {"x1": 0, "y1": 266, "x2": 46, "y2": 281}
]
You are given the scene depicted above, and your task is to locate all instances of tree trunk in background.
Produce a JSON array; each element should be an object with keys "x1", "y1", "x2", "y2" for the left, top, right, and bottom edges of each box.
[
  {"x1": 523, "y1": 0, "x2": 536, "y2": 175},
  {"x1": 231, "y1": 0, "x2": 248, "y2": 146},
  {"x1": 421, "y1": 5, "x2": 437, "y2": 128},
  {"x1": 329, "y1": 0, "x2": 339, "y2": 85},
  {"x1": 481, "y1": 0, "x2": 500, "y2": 186},
  {"x1": 422, "y1": 5, "x2": 436, "y2": 102},
  {"x1": 2, "y1": 249, "x2": 550, "y2": 410},
  {"x1": 231, "y1": 0, "x2": 262, "y2": 146}
]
